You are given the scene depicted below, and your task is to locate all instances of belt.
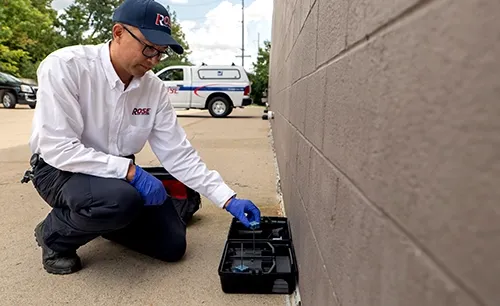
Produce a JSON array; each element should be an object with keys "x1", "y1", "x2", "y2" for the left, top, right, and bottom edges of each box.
[{"x1": 20, "y1": 153, "x2": 136, "y2": 184}]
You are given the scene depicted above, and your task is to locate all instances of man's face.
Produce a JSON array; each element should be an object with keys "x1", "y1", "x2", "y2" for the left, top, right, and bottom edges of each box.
[{"x1": 113, "y1": 24, "x2": 167, "y2": 77}]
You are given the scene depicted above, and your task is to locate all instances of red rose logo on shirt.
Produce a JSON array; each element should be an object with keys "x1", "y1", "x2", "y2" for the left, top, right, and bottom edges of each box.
[{"x1": 132, "y1": 108, "x2": 151, "y2": 115}]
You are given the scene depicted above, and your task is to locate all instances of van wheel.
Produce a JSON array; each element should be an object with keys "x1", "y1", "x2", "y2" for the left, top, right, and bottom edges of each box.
[
  {"x1": 2, "y1": 92, "x2": 16, "y2": 109},
  {"x1": 207, "y1": 96, "x2": 231, "y2": 118},
  {"x1": 29, "y1": 103, "x2": 36, "y2": 109}
]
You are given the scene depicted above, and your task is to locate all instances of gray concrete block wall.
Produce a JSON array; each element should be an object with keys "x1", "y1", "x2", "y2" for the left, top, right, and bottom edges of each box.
[{"x1": 269, "y1": 0, "x2": 500, "y2": 305}]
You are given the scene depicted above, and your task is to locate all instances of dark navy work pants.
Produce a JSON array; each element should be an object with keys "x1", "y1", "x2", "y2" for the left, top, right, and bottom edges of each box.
[{"x1": 32, "y1": 158, "x2": 187, "y2": 262}]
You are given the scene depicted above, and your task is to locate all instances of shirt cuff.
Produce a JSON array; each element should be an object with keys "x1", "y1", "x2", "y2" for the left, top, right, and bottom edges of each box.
[
  {"x1": 209, "y1": 183, "x2": 237, "y2": 208},
  {"x1": 108, "y1": 155, "x2": 132, "y2": 179}
]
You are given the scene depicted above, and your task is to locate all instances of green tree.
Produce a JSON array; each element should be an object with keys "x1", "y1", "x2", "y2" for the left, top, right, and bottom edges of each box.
[
  {"x1": 250, "y1": 40, "x2": 270, "y2": 105},
  {"x1": 57, "y1": 0, "x2": 121, "y2": 45},
  {"x1": 0, "y1": 0, "x2": 56, "y2": 77},
  {"x1": 20, "y1": 0, "x2": 64, "y2": 78}
]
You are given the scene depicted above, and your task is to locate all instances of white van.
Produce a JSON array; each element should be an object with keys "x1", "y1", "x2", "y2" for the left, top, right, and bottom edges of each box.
[{"x1": 155, "y1": 64, "x2": 252, "y2": 118}]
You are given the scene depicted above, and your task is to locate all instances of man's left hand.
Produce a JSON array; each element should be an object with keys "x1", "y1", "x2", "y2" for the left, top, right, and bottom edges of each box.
[{"x1": 224, "y1": 197, "x2": 261, "y2": 228}]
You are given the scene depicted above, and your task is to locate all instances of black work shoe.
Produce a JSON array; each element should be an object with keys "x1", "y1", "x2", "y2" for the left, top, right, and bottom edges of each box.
[{"x1": 34, "y1": 221, "x2": 82, "y2": 275}]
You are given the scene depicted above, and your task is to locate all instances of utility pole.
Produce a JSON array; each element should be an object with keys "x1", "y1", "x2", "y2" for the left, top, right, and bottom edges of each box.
[
  {"x1": 235, "y1": 0, "x2": 250, "y2": 68},
  {"x1": 257, "y1": 32, "x2": 260, "y2": 52}
]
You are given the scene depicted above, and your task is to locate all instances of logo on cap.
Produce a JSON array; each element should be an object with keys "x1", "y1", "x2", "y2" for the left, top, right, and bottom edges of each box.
[{"x1": 155, "y1": 13, "x2": 171, "y2": 28}]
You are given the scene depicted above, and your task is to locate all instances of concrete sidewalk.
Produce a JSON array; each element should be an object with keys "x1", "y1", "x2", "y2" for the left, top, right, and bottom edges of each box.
[{"x1": 0, "y1": 107, "x2": 285, "y2": 305}]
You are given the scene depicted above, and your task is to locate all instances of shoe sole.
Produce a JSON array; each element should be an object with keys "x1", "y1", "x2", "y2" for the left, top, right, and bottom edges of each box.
[{"x1": 34, "y1": 226, "x2": 82, "y2": 275}]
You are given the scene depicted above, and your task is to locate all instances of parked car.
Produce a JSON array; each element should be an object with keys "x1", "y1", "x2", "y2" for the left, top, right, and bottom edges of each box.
[
  {"x1": 155, "y1": 64, "x2": 252, "y2": 118},
  {"x1": 0, "y1": 72, "x2": 37, "y2": 109}
]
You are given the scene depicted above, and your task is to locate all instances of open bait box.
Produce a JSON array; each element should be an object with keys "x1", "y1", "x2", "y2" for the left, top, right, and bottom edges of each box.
[
  {"x1": 218, "y1": 217, "x2": 298, "y2": 294},
  {"x1": 226, "y1": 216, "x2": 293, "y2": 242}
]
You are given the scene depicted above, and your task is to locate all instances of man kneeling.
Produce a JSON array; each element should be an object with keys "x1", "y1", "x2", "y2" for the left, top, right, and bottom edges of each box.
[{"x1": 28, "y1": 0, "x2": 260, "y2": 275}]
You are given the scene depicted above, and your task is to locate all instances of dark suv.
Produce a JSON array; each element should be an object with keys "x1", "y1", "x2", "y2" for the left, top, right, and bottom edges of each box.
[{"x1": 0, "y1": 71, "x2": 37, "y2": 109}]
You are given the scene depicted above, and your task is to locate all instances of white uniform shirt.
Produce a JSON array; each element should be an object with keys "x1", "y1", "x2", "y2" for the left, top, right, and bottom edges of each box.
[{"x1": 29, "y1": 42, "x2": 235, "y2": 208}]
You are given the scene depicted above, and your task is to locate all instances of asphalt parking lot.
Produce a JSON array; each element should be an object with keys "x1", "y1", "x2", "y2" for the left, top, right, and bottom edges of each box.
[{"x1": 0, "y1": 106, "x2": 285, "y2": 305}]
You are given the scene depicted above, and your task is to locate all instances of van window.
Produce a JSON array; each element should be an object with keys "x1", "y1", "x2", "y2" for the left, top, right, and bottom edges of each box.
[
  {"x1": 197, "y1": 69, "x2": 241, "y2": 80},
  {"x1": 158, "y1": 68, "x2": 184, "y2": 81}
]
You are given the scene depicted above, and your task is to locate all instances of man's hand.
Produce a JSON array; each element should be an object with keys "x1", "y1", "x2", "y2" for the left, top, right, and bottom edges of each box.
[
  {"x1": 224, "y1": 197, "x2": 261, "y2": 228},
  {"x1": 128, "y1": 165, "x2": 167, "y2": 206}
]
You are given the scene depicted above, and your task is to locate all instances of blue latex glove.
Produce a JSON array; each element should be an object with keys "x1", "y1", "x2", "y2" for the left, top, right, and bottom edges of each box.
[
  {"x1": 225, "y1": 197, "x2": 261, "y2": 228},
  {"x1": 129, "y1": 165, "x2": 168, "y2": 206}
]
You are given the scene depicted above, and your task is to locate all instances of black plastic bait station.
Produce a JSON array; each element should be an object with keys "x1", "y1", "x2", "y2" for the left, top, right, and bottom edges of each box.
[{"x1": 218, "y1": 216, "x2": 299, "y2": 294}]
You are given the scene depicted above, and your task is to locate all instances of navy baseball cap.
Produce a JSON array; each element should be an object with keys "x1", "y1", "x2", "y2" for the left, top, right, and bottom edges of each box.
[{"x1": 112, "y1": 0, "x2": 184, "y2": 54}]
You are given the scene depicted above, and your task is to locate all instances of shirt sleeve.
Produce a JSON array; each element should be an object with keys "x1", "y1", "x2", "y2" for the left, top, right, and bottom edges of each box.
[
  {"x1": 148, "y1": 86, "x2": 236, "y2": 208},
  {"x1": 31, "y1": 55, "x2": 131, "y2": 178}
]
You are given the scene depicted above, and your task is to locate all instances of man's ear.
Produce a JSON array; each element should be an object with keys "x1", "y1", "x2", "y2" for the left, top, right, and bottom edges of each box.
[{"x1": 112, "y1": 23, "x2": 124, "y2": 42}]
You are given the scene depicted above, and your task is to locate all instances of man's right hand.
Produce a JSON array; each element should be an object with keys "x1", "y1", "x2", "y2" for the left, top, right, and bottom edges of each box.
[{"x1": 127, "y1": 164, "x2": 167, "y2": 206}]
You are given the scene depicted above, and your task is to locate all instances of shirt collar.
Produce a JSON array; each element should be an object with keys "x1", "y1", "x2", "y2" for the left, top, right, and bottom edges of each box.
[
  {"x1": 99, "y1": 41, "x2": 145, "y2": 92},
  {"x1": 99, "y1": 41, "x2": 121, "y2": 90}
]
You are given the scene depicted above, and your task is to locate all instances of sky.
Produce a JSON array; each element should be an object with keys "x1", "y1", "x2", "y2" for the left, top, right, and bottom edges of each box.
[{"x1": 50, "y1": 0, "x2": 273, "y2": 72}]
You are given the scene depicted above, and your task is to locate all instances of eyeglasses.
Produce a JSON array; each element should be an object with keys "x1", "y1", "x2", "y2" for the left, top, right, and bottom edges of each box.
[{"x1": 122, "y1": 25, "x2": 171, "y2": 60}]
